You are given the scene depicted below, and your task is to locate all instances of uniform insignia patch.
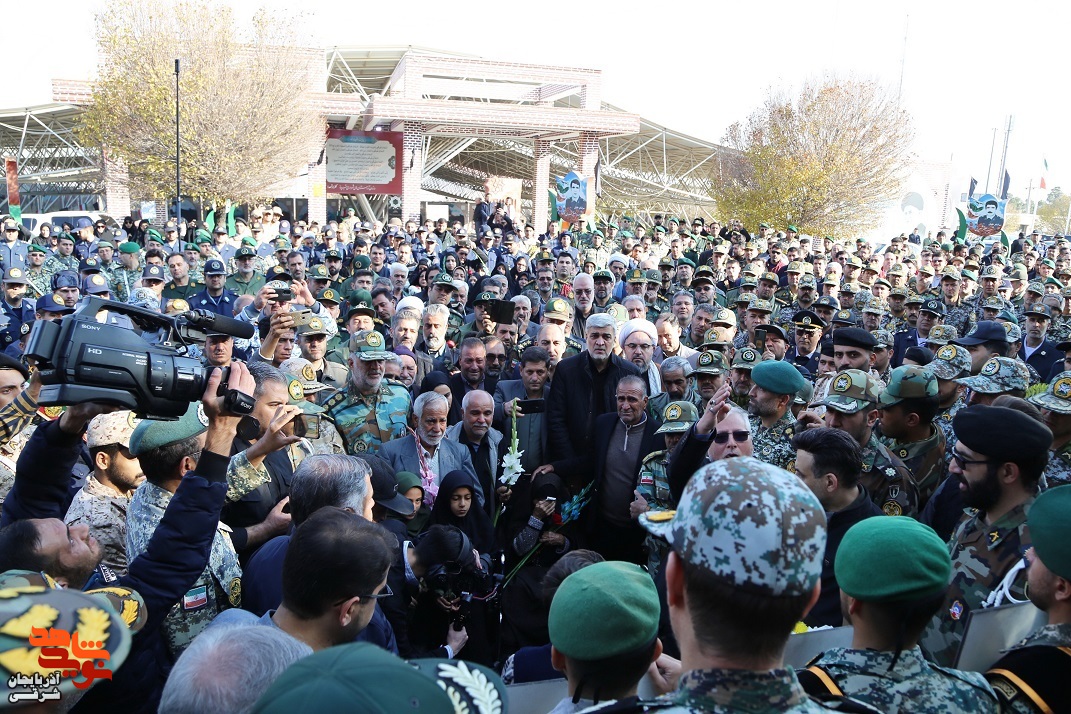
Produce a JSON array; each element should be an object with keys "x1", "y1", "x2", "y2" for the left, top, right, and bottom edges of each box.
[
  {"x1": 183, "y1": 585, "x2": 208, "y2": 611},
  {"x1": 883, "y1": 501, "x2": 902, "y2": 516},
  {"x1": 949, "y1": 600, "x2": 964, "y2": 620}
]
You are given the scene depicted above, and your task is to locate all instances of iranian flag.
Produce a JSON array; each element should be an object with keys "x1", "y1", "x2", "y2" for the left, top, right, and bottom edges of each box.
[{"x1": 1041, "y1": 158, "x2": 1049, "y2": 190}]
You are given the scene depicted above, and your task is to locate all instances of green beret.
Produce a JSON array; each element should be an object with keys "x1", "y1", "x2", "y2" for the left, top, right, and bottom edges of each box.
[
  {"x1": 241, "y1": 236, "x2": 258, "y2": 247},
  {"x1": 97, "y1": 240, "x2": 116, "y2": 250},
  {"x1": 145, "y1": 228, "x2": 163, "y2": 241},
  {"x1": 28, "y1": 244, "x2": 47, "y2": 255},
  {"x1": 129, "y1": 402, "x2": 209, "y2": 456},
  {"x1": 677, "y1": 256, "x2": 696, "y2": 269},
  {"x1": 750, "y1": 359, "x2": 807, "y2": 396},
  {"x1": 119, "y1": 241, "x2": 141, "y2": 254},
  {"x1": 548, "y1": 561, "x2": 659, "y2": 660},
  {"x1": 835, "y1": 517, "x2": 951, "y2": 601},
  {"x1": 1028, "y1": 485, "x2": 1071, "y2": 581}
]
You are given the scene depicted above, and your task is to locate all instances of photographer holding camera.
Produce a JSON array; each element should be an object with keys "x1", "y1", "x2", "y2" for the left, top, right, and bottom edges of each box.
[
  {"x1": 0, "y1": 362, "x2": 257, "y2": 712},
  {"x1": 237, "y1": 279, "x2": 338, "y2": 352}
]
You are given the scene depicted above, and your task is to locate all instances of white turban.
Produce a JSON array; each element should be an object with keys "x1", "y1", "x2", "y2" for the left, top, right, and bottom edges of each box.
[
  {"x1": 397, "y1": 296, "x2": 425, "y2": 313},
  {"x1": 618, "y1": 318, "x2": 658, "y2": 348}
]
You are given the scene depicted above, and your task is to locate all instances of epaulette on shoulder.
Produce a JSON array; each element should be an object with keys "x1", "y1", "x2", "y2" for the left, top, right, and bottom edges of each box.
[
  {"x1": 641, "y1": 450, "x2": 667, "y2": 467},
  {"x1": 321, "y1": 389, "x2": 347, "y2": 413}
]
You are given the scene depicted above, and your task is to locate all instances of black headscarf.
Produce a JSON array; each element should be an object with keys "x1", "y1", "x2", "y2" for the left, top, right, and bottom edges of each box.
[{"x1": 429, "y1": 470, "x2": 495, "y2": 554}]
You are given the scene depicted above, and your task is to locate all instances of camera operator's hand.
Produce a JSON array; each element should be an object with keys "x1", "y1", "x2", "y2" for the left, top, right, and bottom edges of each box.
[
  {"x1": 446, "y1": 626, "x2": 468, "y2": 656},
  {"x1": 24, "y1": 364, "x2": 42, "y2": 404},
  {"x1": 202, "y1": 362, "x2": 254, "y2": 454},
  {"x1": 58, "y1": 401, "x2": 121, "y2": 436},
  {"x1": 253, "y1": 284, "x2": 277, "y2": 312},
  {"x1": 532, "y1": 499, "x2": 555, "y2": 520},
  {"x1": 246, "y1": 405, "x2": 303, "y2": 468}
]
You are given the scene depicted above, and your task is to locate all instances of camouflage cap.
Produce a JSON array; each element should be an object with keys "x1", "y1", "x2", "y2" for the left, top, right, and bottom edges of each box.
[
  {"x1": 640, "y1": 457, "x2": 826, "y2": 597},
  {"x1": 798, "y1": 274, "x2": 818, "y2": 289},
  {"x1": 656, "y1": 401, "x2": 700, "y2": 435},
  {"x1": 544, "y1": 297, "x2": 573, "y2": 321},
  {"x1": 731, "y1": 346, "x2": 762, "y2": 370},
  {"x1": 710, "y1": 306, "x2": 737, "y2": 327},
  {"x1": 739, "y1": 275, "x2": 759, "y2": 288},
  {"x1": 87, "y1": 410, "x2": 141, "y2": 449},
  {"x1": 279, "y1": 357, "x2": 330, "y2": 394},
  {"x1": 928, "y1": 344, "x2": 971, "y2": 381},
  {"x1": 733, "y1": 292, "x2": 757, "y2": 306},
  {"x1": 693, "y1": 349, "x2": 729, "y2": 376},
  {"x1": 878, "y1": 365, "x2": 938, "y2": 408},
  {"x1": 871, "y1": 329, "x2": 893, "y2": 348},
  {"x1": 926, "y1": 324, "x2": 958, "y2": 346},
  {"x1": 1004, "y1": 322, "x2": 1022, "y2": 342},
  {"x1": 747, "y1": 298, "x2": 775, "y2": 314},
  {"x1": 979, "y1": 265, "x2": 1002, "y2": 279},
  {"x1": 1028, "y1": 370, "x2": 1071, "y2": 414},
  {"x1": 0, "y1": 577, "x2": 134, "y2": 701},
  {"x1": 956, "y1": 356, "x2": 1030, "y2": 394},
  {"x1": 785, "y1": 261, "x2": 804, "y2": 273},
  {"x1": 862, "y1": 303, "x2": 884, "y2": 316},
  {"x1": 1026, "y1": 280, "x2": 1046, "y2": 295},
  {"x1": 296, "y1": 314, "x2": 330, "y2": 337},
  {"x1": 700, "y1": 327, "x2": 728, "y2": 349},
  {"x1": 284, "y1": 376, "x2": 324, "y2": 415},
  {"x1": 939, "y1": 266, "x2": 962, "y2": 281},
  {"x1": 822, "y1": 369, "x2": 880, "y2": 414},
  {"x1": 759, "y1": 271, "x2": 779, "y2": 284},
  {"x1": 348, "y1": 329, "x2": 392, "y2": 361},
  {"x1": 309, "y1": 264, "x2": 330, "y2": 280}
]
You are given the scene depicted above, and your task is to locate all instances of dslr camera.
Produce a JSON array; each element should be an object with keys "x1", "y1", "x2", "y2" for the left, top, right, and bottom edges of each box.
[{"x1": 26, "y1": 297, "x2": 256, "y2": 420}]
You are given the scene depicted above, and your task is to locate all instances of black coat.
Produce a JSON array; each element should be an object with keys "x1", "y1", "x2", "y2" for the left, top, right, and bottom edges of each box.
[
  {"x1": 447, "y1": 372, "x2": 499, "y2": 425},
  {"x1": 1023, "y1": 339, "x2": 1061, "y2": 381},
  {"x1": 546, "y1": 351, "x2": 640, "y2": 463}
]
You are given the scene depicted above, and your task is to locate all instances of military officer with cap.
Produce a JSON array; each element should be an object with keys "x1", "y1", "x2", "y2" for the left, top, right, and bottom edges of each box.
[
  {"x1": 188, "y1": 259, "x2": 238, "y2": 317},
  {"x1": 875, "y1": 365, "x2": 946, "y2": 504},
  {"x1": 126, "y1": 398, "x2": 266, "y2": 656},
  {"x1": 295, "y1": 314, "x2": 348, "y2": 391},
  {"x1": 985, "y1": 485, "x2": 1071, "y2": 713},
  {"x1": 801, "y1": 517, "x2": 999, "y2": 711},
  {"x1": 920, "y1": 405, "x2": 1052, "y2": 667},
  {"x1": 23, "y1": 243, "x2": 50, "y2": 299},
  {"x1": 322, "y1": 329, "x2": 411, "y2": 455},
  {"x1": 0, "y1": 267, "x2": 35, "y2": 349},
  {"x1": 816, "y1": 369, "x2": 919, "y2": 517},
  {"x1": 1029, "y1": 372, "x2": 1071, "y2": 488},
  {"x1": 42, "y1": 233, "x2": 79, "y2": 278},
  {"x1": 110, "y1": 241, "x2": 144, "y2": 303},
  {"x1": 928, "y1": 343, "x2": 971, "y2": 464},
  {"x1": 0, "y1": 217, "x2": 28, "y2": 271},
  {"x1": 746, "y1": 360, "x2": 804, "y2": 471}
]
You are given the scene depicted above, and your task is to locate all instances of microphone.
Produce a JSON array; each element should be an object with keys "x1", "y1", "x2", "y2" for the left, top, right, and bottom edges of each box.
[{"x1": 182, "y1": 310, "x2": 255, "y2": 340}]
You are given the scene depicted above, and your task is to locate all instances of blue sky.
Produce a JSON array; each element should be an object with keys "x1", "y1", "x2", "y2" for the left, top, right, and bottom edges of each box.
[{"x1": 10, "y1": 0, "x2": 1068, "y2": 201}]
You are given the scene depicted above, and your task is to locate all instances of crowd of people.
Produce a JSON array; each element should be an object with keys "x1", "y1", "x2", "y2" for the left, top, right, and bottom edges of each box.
[{"x1": 0, "y1": 198, "x2": 1069, "y2": 713}]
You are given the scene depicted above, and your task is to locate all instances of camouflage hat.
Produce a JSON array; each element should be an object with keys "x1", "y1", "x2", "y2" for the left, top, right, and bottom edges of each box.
[
  {"x1": 1004, "y1": 322, "x2": 1022, "y2": 343},
  {"x1": 626, "y1": 268, "x2": 647, "y2": 284},
  {"x1": 785, "y1": 261, "x2": 804, "y2": 273},
  {"x1": 348, "y1": 329, "x2": 392, "y2": 361},
  {"x1": 129, "y1": 401, "x2": 209, "y2": 456},
  {"x1": 926, "y1": 324, "x2": 958, "y2": 346},
  {"x1": 0, "y1": 578, "x2": 135, "y2": 701},
  {"x1": 862, "y1": 303, "x2": 884, "y2": 316},
  {"x1": 296, "y1": 314, "x2": 330, "y2": 337},
  {"x1": 871, "y1": 329, "x2": 893, "y2": 348},
  {"x1": 657, "y1": 256, "x2": 675, "y2": 269},
  {"x1": 956, "y1": 356, "x2": 1030, "y2": 394},
  {"x1": 535, "y1": 250, "x2": 555, "y2": 263},
  {"x1": 739, "y1": 275, "x2": 759, "y2": 288},
  {"x1": 279, "y1": 357, "x2": 330, "y2": 394},
  {"x1": 759, "y1": 271, "x2": 779, "y2": 284},
  {"x1": 87, "y1": 410, "x2": 141, "y2": 449},
  {"x1": 640, "y1": 457, "x2": 825, "y2": 597},
  {"x1": 939, "y1": 266, "x2": 962, "y2": 281},
  {"x1": 544, "y1": 297, "x2": 573, "y2": 321},
  {"x1": 928, "y1": 344, "x2": 971, "y2": 380},
  {"x1": 1026, "y1": 280, "x2": 1046, "y2": 295},
  {"x1": 712, "y1": 242, "x2": 729, "y2": 254},
  {"x1": 798, "y1": 274, "x2": 818, "y2": 289},
  {"x1": 694, "y1": 349, "x2": 729, "y2": 377},
  {"x1": 710, "y1": 307, "x2": 737, "y2": 327},
  {"x1": 656, "y1": 401, "x2": 700, "y2": 435},
  {"x1": 822, "y1": 369, "x2": 880, "y2": 414},
  {"x1": 747, "y1": 298, "x2": 775, "y2": 314},
  {"x1": 700, "y1": 327, "x2": 728, "y2": 349},
  {"x1": 878, "y1": 365, "x2": 937, "y2": 408},
  {"x1": 309, "y1": 264, "x2": 330, "y2": 280},
  {"x1": 732, "y1": 346, "x2": 762, "y2": 370},
  {"x1": 284, "y1": 376, "x2": 324, "y2": 415},
  {"x1": 814, "y1": 295, "x2": 840, "y2": 309},
  {"x1": 979, "y1": 295, "x2": 1005, "y2": 310},
  {"x1": 979, "y1": 265, "x2": 1002, "y2": 279},
  {"x1": 733, "y1": 292, "x2": 757, "y2": 306},
  {"x1": 128, "y1": 287, "x2": 161, "y2": 312}
]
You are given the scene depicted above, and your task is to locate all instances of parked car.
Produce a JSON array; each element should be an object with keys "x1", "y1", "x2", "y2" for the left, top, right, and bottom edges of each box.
[{"x1": 18, "y1": 212, "x2": 119, "y2": 235}]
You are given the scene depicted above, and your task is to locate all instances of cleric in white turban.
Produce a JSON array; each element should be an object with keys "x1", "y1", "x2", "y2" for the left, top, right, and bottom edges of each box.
[{"x1": 617, "y1": 317, "x2": 661, "y2": 395}]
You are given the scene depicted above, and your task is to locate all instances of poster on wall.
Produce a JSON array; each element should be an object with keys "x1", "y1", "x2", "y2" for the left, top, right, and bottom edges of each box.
[{"x1": 324, "y1": 129, "x2": 404, "y2": 195}]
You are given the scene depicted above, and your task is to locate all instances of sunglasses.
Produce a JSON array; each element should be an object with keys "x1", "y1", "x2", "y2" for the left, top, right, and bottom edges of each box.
[{"x1": 712, "y1": 430, "x2": 750, "y2": 444}]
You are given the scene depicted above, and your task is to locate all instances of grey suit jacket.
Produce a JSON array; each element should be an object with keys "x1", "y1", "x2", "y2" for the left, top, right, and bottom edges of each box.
[{"x1": 376, "y1": 434, "x2": 484, "y2": 505}]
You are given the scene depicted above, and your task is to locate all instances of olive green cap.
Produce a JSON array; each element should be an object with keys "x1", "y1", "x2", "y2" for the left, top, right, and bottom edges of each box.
[
  {"x1": 822, "y1": 369, "x2": 880, "y2": 414},
  {"x1": 548, "y1": 562, "x2": 659, "y2": 660},
  {"x1": 656, "y1": 401, "x2": 700, "y2": 435},
  {"x1": 129, "y1": 402, "x2": 209, "y2": 456},
  {"x1": 1028, "y1": 485, "x2": 1071, "y2": 580}
]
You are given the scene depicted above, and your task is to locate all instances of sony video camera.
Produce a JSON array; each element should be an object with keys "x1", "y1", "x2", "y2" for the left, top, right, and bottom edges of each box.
[{"x1": 25, "y1": 296, "x2": 255, "y2": 420}]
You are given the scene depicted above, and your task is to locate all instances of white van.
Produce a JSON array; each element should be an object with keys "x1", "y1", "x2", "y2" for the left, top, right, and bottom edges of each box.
[{"x1": 18, "y1": 212, "x2": 119, "y2": 235}]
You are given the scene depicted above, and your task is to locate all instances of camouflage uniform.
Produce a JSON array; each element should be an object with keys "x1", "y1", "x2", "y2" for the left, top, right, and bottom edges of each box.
[
  {"x1": 859, "y1": 432, "x2": 919, "y2": 517},
  {"x1": 64, "y1": 476, "x2": 134, "y2": 577},
  {"x1": 985, "y1": 623, "x2": 1071, "y2": 714},
  {"x1": 882, "y1": 312, "x2": 910, "y2": 334},
  {"x1": 110, "y1": 266, "x2": 142, "y2": 304},
  {"x1": 804, "y1": 647, "x2": 997, "y2": 713},
  {"x1": 126, "y1": 481, "x2": 244, "y2": 656},
  {"x1": 322, "y1": 384, "x2": 411, "y2": 455},
  {"x1": 749, "y1": 412, "x2": 797, "y2": 471},
  {"x1": 935, "y1": 396, "x2": 966, "y2": 464},
  {"x1": 879, "y1": 426, "x2": 946, "y2": 506},
  {"x1": 1048, "y1": 312, "x2": 1071, "y2": 343},
  {"x1": 42, "y1": 253, "x2": 78, "y2": 278},
  {"x1": 637, "y1": 450, "x2": 672, "y2": 510},
  {"x1": 24, "y1": 267, "x2": 51, "y2": 300},
  {"x1": 920, "y1": 500, "x2": 1033, "y2": 667},
  {"x1": 942, "y1": 299, "x2": 977, "y2": 337}
]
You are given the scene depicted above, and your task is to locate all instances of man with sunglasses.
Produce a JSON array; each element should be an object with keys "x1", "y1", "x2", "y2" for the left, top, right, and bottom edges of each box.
[{"x1": 920, "y1": 405, "x2": 1052, "y2": 667}]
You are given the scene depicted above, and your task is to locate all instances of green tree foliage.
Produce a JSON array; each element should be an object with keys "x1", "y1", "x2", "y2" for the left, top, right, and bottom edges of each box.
[
  {"x1": 79, "y1": 0, "x2": 325, "y2": 206},
  {"x1": 710, "y1": 78, "x2": 914, "y2": 238},
  {"x1": 1036, "y1": 188, "x2": 1070, "y2": 235}
]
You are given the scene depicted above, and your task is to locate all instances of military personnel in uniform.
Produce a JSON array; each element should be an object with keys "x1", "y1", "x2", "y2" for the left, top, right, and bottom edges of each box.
[
  {"x1": 929, "y1": 343, "x2": 970, "y2": 463},
  {"x1": 126, "y1": 400, "x2": 267, "y2": 656},
  {"x1": 646, "y1": 269, "x2": 670, "y2": 317},
  {"x1": 938, "y1": 266, "x2": 976, "y2": 337},
  {"x1": 746, "y1": 360, "x2": 804, "y2": 471},
  {"x1": 64, "y1": 411, "x2": 143, "y2": 576},
  {"x1": 110, "y1": 242, "x2": 144, "y2": 304},
  {"x1": 1029, "y1": 371, "x2": 1071, "y2": 488},
  {"x1": 985, "y1": 486, "x2": 1071, "y2": 713},
  {"x1": 801, "y1": 517, "x2": 999, "y2": 712},
  {"x1": 920, "y1": 405, "x2": 1051, "y2": 666},
  {"x1": 614, "y1": 457, "x2": 871, "y2": 713},
  {"x1": 23, "y1": 244, "x2": 50, "y2": 300},
  {"x1": 634, "y1": 400, "x2": 698, "y2": 574},
  {"x1": 322, "y1": 330, "x2": 411, "y2": 455},
  {"x1": 817, "y1": 369, "x2": 919, "y2": 517},
  {"x1": 42, "y1": 233, "x2": 79, "y2": 278},
  {"x1": 876, "y1": 365, "x2": 946, "y2": 505}
]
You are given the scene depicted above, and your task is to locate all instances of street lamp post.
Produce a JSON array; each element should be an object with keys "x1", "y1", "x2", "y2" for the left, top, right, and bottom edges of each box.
[{"x1": 175, "y1": 58, "x2": 181, "y2": 222}]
